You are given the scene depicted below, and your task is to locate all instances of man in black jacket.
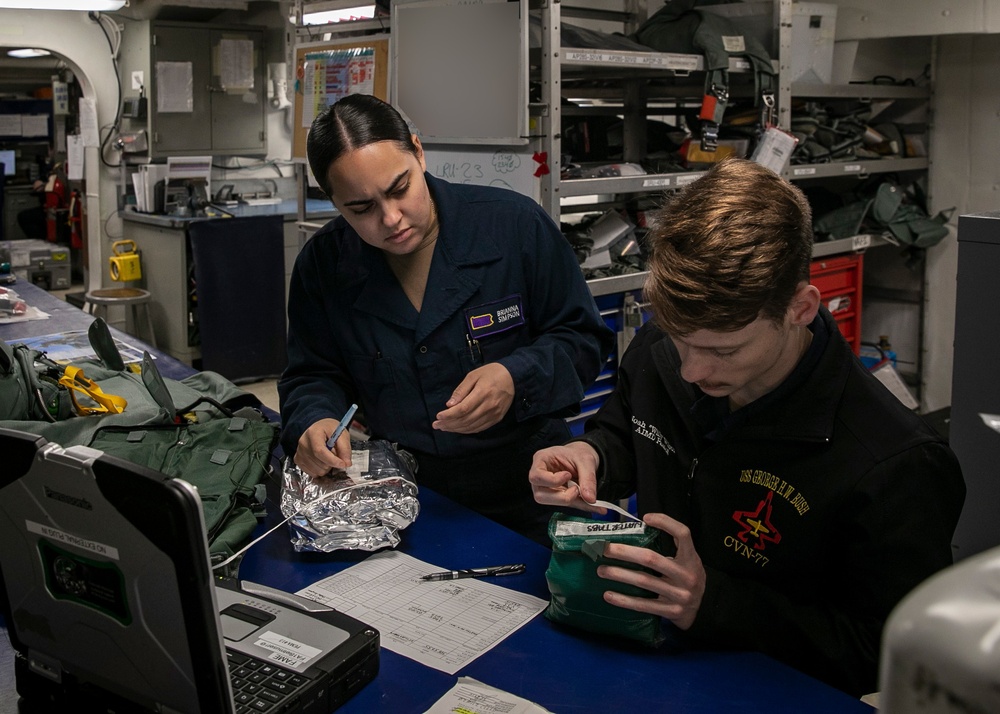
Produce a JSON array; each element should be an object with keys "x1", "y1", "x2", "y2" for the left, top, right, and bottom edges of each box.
[{"x1": 528, "y1": 158, "x2": 965, "y2": 697}]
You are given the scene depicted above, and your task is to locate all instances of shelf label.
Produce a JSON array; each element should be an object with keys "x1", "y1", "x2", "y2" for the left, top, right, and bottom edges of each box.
[
  {"x1": 851, "y1": 234, "x2": 872, "y2": 251},
  {"x1": 564, "y1": 50, "x2": 628, "y2": 64},
  {"x1": 642, "y1": 178, "x2": 672, "y2": 188},
  {"x1": 792, "y1": 167, "x2": 817, "y2": 176},
  {"x1": 640, "y1": 54, "x2": 701, "y2": 71},
  {"x1": 675, "y1": 173, "x2": 701, "y2": 186},
  {"x1": 843, "y1": 164, "x2": 862, "y2": 173},
  {"x1": 563, "y1": 50, "x2": 701, "y2": 72}
]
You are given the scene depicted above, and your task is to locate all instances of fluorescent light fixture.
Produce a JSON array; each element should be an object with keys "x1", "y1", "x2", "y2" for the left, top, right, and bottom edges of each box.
[
  {"x1": 7, "y1": 48, "x2": 51, "y2": 58},
  {"x1": 0, "y1": 0, "x2": 126, "y2": 9},
  {"x1": 304, "y1": 6, "x2": 376, "y2": 24}
]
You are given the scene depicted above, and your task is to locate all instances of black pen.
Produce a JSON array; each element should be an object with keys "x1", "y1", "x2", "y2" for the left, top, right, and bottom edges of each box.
[{"x1": 421, "y1": 563, "x2": 526, "y2": 581}]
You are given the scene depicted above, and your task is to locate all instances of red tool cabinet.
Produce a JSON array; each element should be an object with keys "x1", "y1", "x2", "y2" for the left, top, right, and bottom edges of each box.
[{"x1": 810, "y1": 253, "x2": 863, "y2": 355}]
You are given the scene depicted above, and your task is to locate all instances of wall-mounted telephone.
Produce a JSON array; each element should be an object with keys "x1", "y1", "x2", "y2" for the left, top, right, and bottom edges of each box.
[{"x1": 123, "y1": 96, "x2": 148, "y2": 120}]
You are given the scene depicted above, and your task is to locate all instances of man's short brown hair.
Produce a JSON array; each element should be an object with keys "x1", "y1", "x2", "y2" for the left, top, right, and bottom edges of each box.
[{"x1": 643, "y1": 158, "x2": 814, "y2": 336}]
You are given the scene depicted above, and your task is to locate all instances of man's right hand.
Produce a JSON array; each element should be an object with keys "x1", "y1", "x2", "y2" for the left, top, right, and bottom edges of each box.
[
  {"x1": 528, "y1": 441, "x2": 606, "y2": 515},
  {"x1": 294, "y1": 418, "x2": 352, "y2": 477}
]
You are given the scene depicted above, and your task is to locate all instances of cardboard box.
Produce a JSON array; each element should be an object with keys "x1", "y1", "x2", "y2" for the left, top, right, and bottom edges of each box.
[{"x1": 701, "y1": 1, "x2": 838, "y2": 84}]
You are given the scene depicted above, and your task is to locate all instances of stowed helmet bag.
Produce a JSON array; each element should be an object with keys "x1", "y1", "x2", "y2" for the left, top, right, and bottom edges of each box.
[
  {"x1": 544, "y1": 512, "x2": 669, "y2": 647},
  {"x1": 632, "y1": 0, "x2": 777, "y2": 151}
]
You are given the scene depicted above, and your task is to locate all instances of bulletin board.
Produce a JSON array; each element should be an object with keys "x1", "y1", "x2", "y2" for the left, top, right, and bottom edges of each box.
[{"x1": 292, "y1": 36, "x2": 389, "y2": 160}]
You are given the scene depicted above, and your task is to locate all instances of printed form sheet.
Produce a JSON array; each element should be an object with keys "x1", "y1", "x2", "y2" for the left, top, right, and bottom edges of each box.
[{"x1": 297, "y1": 551, "x2": 547, "y2": 674}]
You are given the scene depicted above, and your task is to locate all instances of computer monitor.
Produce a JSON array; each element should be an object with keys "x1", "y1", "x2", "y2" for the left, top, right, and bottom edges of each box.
[{"x1": 0, "y1": 149, "x2": 15, "y2": 176}]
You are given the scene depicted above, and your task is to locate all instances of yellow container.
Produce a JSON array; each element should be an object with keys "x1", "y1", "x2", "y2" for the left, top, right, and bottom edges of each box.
[{"x1": 109, "y1": 239, "x2": 142, "y2": 282}]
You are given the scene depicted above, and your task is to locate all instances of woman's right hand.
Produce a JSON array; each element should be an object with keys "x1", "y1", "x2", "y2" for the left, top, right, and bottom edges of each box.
[{"x1": 294, "y1": 418, "x2": 352, "y2": 477}]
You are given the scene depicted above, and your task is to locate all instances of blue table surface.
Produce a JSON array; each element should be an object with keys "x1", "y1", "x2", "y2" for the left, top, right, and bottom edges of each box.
[
  {"x1": 238, "y1": 488, "x2": 873, "y2": 714},
  {"x1": 1, "y1": 278, "x2": 213, "y2": 383},
  {"x1": 0, "y1": 281, "x2": 874, "y2": 714}
]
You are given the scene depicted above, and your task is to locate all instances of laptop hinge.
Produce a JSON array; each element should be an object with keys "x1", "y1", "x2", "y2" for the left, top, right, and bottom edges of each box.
[{"x1": 27, "y1": 648, "x2": 63, "y2": 683}]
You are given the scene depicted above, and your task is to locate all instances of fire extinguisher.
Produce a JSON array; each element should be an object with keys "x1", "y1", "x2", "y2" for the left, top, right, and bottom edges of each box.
[
  {"x1": 44, "y1": 167, "x2": 67, "y2": 244},
  {"x1": 68, "y1": 189, "x2": 84, "y2": 250}
]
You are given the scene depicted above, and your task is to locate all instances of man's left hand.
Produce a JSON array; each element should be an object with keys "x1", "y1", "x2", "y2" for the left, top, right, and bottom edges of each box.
[
  {"x1": 598, "y1": 512, "x2": 706, "y2": 630},
  {"x1": 433, "y1": 363, "x2": 515, "y2": 434}
]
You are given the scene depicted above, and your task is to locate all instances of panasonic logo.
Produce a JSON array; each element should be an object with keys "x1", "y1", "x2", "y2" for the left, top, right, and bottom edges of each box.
[{"x1": 44, "y1": 487, "x2": 93, "y2": 511}]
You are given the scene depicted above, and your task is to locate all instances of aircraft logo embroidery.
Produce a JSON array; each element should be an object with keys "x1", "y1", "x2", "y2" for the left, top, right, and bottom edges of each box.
[{"x1": 732, "y1": 490, "x2": 782, "y2": 551}]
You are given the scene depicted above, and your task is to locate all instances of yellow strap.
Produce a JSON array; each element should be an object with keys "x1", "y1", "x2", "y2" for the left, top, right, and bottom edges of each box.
[{"x1": 59, "y1": 365, "x2": 128, "y2": 416}]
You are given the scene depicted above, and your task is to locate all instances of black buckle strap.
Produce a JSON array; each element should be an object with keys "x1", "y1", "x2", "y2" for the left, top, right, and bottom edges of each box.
[{"x1": 699, "y1": 80, "x2": 728, "y2": 152}]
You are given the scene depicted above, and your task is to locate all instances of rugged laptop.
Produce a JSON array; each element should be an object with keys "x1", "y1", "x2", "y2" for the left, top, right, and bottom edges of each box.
[{"x1": 0, "y1": 427, "x2": 379, "y2": 713}]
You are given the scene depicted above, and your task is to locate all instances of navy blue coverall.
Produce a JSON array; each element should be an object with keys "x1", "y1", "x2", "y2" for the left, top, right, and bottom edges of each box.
[{"x1": 279, "y1": 174, "x2": 614, "y2": 541}]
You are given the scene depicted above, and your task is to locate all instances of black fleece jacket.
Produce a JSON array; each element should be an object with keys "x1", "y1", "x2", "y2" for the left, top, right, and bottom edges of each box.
[{"x1": 578, "y1": 308, "x2": 965, "y2": 696}]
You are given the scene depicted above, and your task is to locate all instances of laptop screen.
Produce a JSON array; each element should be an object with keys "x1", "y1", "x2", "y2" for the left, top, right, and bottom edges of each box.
[{"x1": 0, "y1": 428, "x2": 234, "y2": 712}]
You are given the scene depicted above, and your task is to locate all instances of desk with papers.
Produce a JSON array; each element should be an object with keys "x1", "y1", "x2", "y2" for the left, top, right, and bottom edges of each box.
[
  {"x1": 0, "y1": 281, "x2": 874, "y2": 714},
  {"x1": 239, "y1": 488, "x2": 875, "y2": 714}
]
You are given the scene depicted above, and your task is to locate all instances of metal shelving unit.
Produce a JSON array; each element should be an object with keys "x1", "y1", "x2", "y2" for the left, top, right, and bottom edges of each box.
[
  {"x1": 785, "y1": 157, "x2": 928, "y2": 181},
  {"x1": 534, "y1": 0, "x2": 932, "y2": 217},
  {"x1": 289, "y1": 0, "x2": 932, "y2": 402},
  {"x1": 531, "y1": 0, "x2": 934, "y2": 404}
]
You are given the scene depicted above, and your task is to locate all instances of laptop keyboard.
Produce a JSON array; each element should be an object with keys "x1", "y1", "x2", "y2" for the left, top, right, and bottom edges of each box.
[{"x1": 227, "y1": 650, "x2": 309, "y2": 713}]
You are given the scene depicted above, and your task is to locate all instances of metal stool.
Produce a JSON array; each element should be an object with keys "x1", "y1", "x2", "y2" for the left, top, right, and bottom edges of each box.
[{"x1": 83, "y1": 287, "x2": 158, "y2": 348}]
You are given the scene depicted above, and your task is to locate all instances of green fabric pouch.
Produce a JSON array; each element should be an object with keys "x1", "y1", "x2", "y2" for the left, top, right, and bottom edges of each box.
[
  {"x1": 813, "y1": 198, "x2": 872, "y2": 240},
  {"x1": 544, "y1": 512, "x2": 666, "y2": 647}
]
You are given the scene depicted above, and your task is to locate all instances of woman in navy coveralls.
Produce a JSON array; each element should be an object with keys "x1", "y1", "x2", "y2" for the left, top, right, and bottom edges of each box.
[{"x1": 278, "y1": 94, "x2": 613, "y2": 543}]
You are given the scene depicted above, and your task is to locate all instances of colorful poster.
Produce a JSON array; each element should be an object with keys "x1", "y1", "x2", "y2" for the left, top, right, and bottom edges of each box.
[{"x1": 301, "y1": 48, "x2": 375, "y2": 127}]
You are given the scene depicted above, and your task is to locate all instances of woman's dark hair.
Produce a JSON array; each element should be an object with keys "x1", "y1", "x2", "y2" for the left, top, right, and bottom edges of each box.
[{"x1": 306, "y1": 94, "x2": 419, "y2": 196}]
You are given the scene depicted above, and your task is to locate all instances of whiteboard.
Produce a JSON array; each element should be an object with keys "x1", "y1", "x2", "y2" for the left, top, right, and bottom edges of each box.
[
  {"x1": 424, "y1": 146, "x2": 541, "y2": 202},
  {"x1": 392, "y1": 0, "x2": 528, "y2": 145}
]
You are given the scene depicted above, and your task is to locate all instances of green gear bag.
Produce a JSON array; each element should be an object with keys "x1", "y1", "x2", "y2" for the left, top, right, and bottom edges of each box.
[
  {"x1": 870, "y1": 181, "x2": 904, "y2": 224},
  {"x1": 870, "y1": 182, "x2": 954, "y2": 248},
  {"x1": 544, "y1": 512, "x2": 668, "y2": 647},
  {"x1": 0, "y1": 319, "x2": 280, "y2": 564},
  {"x1": 632, "y1": 0, "x2": 775, "y2": 80},
  {"x1": 887, "y1": 211, "x2": 953, "y2": 248},
  {"x1": 86, "y1": 416, "x2": 277, "y2": 557},
  {"x1": 813, "y1": 198, "x2": 874, "y2": 241},
  {"x1": 0, "y1": 340, "x2": 72, "y2": 421},
  {"x1": 813, "y1": 180, "x2": 954, "y2": 248}
]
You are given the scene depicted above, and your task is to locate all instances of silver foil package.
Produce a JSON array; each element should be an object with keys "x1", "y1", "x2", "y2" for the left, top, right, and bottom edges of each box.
[{"x1": 281, "y1": 439, "x2": 420, "y2": 552}]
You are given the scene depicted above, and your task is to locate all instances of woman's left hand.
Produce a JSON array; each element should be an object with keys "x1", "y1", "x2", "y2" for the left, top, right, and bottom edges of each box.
[{"x1": 433, "y1": 363, "x2": 515, "y2": 434}]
